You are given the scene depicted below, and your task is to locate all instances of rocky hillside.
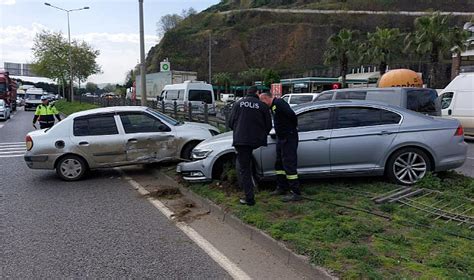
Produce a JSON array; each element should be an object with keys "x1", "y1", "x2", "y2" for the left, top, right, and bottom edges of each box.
[{"x1": 146, "y1": 0, "x2": 472, "y2": 81}]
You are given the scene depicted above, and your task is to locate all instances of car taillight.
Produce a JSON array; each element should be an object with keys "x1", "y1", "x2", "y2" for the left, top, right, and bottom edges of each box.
[
  {"x1": 26, "y1": 135, "x2": 33, "y2": 151},
  {"x1": 454, "y1": 125, "x2": 464, "y2": 136}
]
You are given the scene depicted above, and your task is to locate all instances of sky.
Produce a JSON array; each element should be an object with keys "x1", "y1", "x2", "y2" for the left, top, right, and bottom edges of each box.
[{"x1": 0, "y1": 0, "x2": 220, "y2": 84}]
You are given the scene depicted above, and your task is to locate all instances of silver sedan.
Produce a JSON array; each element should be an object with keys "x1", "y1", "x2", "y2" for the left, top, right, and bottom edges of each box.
[
  {"x1": 24, "y1": 106, "x2": 220, "y2": 181},
  {"x1": 177, "y1": 100, "x2": 468, "y2": 185}
]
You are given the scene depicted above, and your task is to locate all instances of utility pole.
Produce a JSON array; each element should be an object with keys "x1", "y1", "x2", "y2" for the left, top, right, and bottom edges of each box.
[
  {"x1": 208, "y1": 32, "x2": 212, "y2": 84},
  {"x1": 44, "y1": 3, "x2": 89, "y2": 102},
  {"x1": 139, "y1": 0, "x2": 147, "y2": 106}
]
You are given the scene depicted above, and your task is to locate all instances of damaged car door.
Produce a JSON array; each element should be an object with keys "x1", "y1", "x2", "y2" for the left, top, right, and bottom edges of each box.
[{"x1": 118, "y1": 112, "x2": 176, "y2": 163}]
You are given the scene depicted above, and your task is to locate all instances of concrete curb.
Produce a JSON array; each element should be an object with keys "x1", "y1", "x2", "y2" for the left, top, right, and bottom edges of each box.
[{"x1": 161, "y1": 172, "x2": 335, "y2": 280}]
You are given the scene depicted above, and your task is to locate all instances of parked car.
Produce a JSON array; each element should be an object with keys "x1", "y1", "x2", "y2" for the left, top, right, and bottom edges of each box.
[
  {"x1": 439, "y1": 72, "x2": 474, "y2": 137},
  {"x1": 24, "y1": 90, "x2": 44, "y2": 111},
  {"x1": 24, "y1": 106, "x2": 220, "y2": 181},
  {"x1": 159, "y1": 81, "x2": 216, "y2": 115},
  {"x1": 0, "y1": 99, "x2": 11, "y2": 120},
  {"x1": 282, "y1": 93, "x2": 320, "y2": 107},
  {"x1": 315, "y1": 87, "x2": 441, "y2": 116},
  {"x1": 177, "y1": 100, "x2": 467, "y2": 186}
]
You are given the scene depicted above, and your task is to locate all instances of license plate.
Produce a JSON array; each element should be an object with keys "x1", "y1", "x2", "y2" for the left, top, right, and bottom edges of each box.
[{"x1": 176, "y1": 165, "x2": 182, "y2": 173}]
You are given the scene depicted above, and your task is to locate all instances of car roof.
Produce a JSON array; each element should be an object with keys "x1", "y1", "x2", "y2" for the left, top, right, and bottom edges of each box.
[
  {"x1": 68, "y1": 106, "x2": 149, "y2": 118},
  {"x1": 292, "y1": 99, "x2": 408, "y2": 114}
]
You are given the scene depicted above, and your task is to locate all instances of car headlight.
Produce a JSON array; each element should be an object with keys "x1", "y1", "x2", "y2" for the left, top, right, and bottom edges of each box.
[{"x1": 192, "y1": 149, "x2": 213, "y2": 160}]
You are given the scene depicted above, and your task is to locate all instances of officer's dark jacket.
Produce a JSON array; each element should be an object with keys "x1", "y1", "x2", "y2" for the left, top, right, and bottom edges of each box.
[
  {"x1": 271, "y1": 98, "x2": 298, "y2": 137},
  {"x1": 229, "y1": 93, "x2": 272, "y2": 148}
]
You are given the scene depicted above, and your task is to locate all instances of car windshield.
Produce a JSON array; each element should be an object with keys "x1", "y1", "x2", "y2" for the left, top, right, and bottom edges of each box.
[
  {"x1": 147, "y1": 109, "x2": 181, "y2": 126},
  {"x1": 26, "y1": 94, "x2": 42, "y2": 100},
  {"x1": 290, "y1": 95, "x2": 313, "y2": 104}
]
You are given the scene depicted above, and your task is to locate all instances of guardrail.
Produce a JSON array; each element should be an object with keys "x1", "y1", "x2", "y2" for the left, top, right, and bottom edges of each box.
[{"x1": 78, "y1": 96, "x2": 232, "y2": 132}]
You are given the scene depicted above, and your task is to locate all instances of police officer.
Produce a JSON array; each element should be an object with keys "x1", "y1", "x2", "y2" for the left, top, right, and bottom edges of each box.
[
  {"x1": 229, "y1": 86, "x2": 272, "y2": 206},
  {"x1": 259, "y1": 92, "x2": 302, "y2": 202},
  {"x1": 32, "y1": 96, "x2": 61, "y2": 129}
]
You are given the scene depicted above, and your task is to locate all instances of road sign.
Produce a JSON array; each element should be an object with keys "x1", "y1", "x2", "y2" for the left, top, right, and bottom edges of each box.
[
  {"x1": 271, "y1": 83, "x2": 283, "y2": 98},
  {"x1": 160, "y1": 61, "x2": 170, "y2": 72}
]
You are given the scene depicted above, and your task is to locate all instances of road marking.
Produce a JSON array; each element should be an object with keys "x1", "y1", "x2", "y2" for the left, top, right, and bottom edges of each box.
[
  {"x1": 467, "y1": 157, "x2": 474, "y2": 160},
  {"x1": 0, "y1": 154, "x2": 23, "y2": 158},
  {"x1": 0, "y1": 142, "x2": 26, "y2": 158},
  {"x1": 118, "y1": 169, "x2": 251, "y2": 280}
]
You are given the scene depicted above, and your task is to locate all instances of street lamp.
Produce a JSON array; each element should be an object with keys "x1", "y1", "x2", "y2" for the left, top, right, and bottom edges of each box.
[
  {"x1": 138, "y1": 0, "x2": 147, "y2": 106},
  {"x1": 44, "y1": 2, "x2": 89, "y2": 102}
]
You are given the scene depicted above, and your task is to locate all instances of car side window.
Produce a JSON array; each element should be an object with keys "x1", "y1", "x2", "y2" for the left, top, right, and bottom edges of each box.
[
  {"x1": 407, "y1": 90, "x2": 438, "y2": 114},
  {"x1": 440, "y1": 92, "x2": 454, "y2": 109},
  {"x1": 290, "y1": 95, "x2": 313, "y2": 105},
  {"x1": 336, "y1": 107, "x2": 401, "y2": 129},
  {"x1": 316, "y1": 92, "x2": 334, "y2": 101},
  {"x1": 335, "y1": 91, "x2": 367, "y2": 100},
  {"x1": 188, "y1": 90, "x2": 213, "y2": 104},
  {"x1": 73, "y1": 114, "x2": 118, "y2": 136},
  {"x1": 298, "y1": 108, "x2": 331, "y2": 132},
  {"x1": 119, "y1": 112, "x2": 170, "y2": 134}
]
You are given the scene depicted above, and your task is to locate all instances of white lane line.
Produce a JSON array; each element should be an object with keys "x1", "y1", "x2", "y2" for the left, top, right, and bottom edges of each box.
[
  {"x1": 0, "y1": 147, "x2": 26, "y2": 151},
  {"x1": 118, "y1": 170, "x2": 251, "y2": 280},
  {"x1": 0, "y1": 154, "x2": 24, "y2": 158},
  {"x1": 0, "y1": 151, "x2": 25, "y2": 154},
  {"x1": 0, "y1": 142, "x2": 25, "y2": 145},
  {"x1": 467, "y1": 157, "x2": 474, "y2": 160}
]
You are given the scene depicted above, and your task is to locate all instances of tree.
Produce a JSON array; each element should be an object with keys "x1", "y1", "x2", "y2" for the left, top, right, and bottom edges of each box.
[
  {"x1": 156, "y1": 8, "x2": 197, "y2": 36},
  {"x1": 85, "y1": 82, "x2": 98, "y2": 93},
  {"x1": 124, "y1": 69, "x2": 136, "y2": 89},
  {"x1": 31, "y1": 31, "x2": 101, "y2": 100},
  {"x1": 324, "y1": 29, "x2": 359, "y2": 88},
  {"x1": 213, "y1": 72, "x2": 231, "y2": 93},
  {"x1": 360, "y1": 28, "x2": 402, "y2": 76},
  {"x1": 102, "y1": 84, "x2": 116, "y2": 93},
  {"x1": 263, "y1": 69, "x2": 280, "y2": 88},
  {"x1": 404, "y1": 13, "x2": 469, "y2": 88}
]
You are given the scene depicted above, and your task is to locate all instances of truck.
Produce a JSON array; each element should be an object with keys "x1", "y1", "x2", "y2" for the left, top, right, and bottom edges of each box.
[
  {"x1": 134, "y1": 70, "x2": 197, "y2": 101},
  {"x1": 0, "y1": 71, "x2": 17, "y2": 111}
]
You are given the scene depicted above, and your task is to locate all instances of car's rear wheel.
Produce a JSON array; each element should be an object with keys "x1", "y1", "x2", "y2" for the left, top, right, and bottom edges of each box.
[
  {"x1": 56, "y1": 155, "x2": 87, "y2": 181},
  {"x1": 386, "y1": 148, "x2": 431, "y2": 185}
]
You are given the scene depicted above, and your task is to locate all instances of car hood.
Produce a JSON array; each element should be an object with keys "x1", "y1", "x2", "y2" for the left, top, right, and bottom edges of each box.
[
  {"x1": 196, "y1": 131, "x2": 233, "y2": 149},
  {"x1": 182, "y1": 121, "x2": 218, "y2": 131}
]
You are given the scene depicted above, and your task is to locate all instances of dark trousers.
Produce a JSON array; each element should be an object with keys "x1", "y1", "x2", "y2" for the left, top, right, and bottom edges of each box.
[
  {"x1": 275, "y1": 134, "x2": 301, "y2": 195},
  {"x1": 235, "y1": 145, "x2": 255, "y2": 202},
  {"x1": 39, "y1": 122, "x2": 54, "y2": 129}
]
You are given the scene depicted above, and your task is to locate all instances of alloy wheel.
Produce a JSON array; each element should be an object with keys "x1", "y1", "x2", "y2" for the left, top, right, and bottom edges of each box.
[{"x1": 393, "y1": 152, "x2": 427, "y2": 185}]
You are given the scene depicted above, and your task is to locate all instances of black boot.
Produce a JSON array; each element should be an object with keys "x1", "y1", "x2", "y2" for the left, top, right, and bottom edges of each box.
[
  {"x1": 239, "y1": 198, "x2": 256, "y2": 206},
  {"x1": 270, "y1": 188, "x2": 287, "y2": 196}
]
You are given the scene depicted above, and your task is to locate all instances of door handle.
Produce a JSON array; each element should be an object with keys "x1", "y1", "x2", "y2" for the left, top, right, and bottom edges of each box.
[
  {"x1": 128, "y1": 138, "x2": 138, "y2": 144},
  {"x1": 448, "y1": 109, "x2": 452, "y2": 116},
  {"x1": 379, "y1": 131, "x2": 392, "y2": 135},
  {"x1": 314, "y1": 136, "x2": 329, "y2": 141},
  {"x1": 79, "y1": 141, "x2": 89, "y2": 146}
]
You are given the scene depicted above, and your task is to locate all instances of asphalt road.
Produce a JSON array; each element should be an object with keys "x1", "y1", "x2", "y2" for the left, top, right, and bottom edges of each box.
[{"x1": 1, "y1": 109, "x2": 229, "y2": 278}]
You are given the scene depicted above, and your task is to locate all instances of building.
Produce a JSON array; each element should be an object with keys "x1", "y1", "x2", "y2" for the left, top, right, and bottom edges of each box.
[{"x1": 452, "y1": 22, "x2": 474, "y2": 78}]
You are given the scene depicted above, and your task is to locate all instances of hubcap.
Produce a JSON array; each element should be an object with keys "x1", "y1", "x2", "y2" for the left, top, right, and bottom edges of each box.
[
  {"x1": 60, "y1": 159, "x2": 83, "y2": 179},
  {"x1": 393, "y1": 152, "x2": 427, "y2": 184}
]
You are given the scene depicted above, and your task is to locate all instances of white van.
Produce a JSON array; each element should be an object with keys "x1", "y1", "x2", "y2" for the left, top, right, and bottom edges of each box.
[
  {"x1": 220, "y1": 93, "x2": 235, "y2": 103},
  {"x1": 159, "y1": 81, "x2": 216, "y2": 115},
  {"x1": 439, "y1": 72, "x2": 474, "y2": 137}
]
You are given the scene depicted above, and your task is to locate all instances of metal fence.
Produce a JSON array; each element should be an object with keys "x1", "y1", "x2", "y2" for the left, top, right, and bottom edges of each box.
[{"x1": 78, "y1": 96, "x2": 231, "y2": 132}]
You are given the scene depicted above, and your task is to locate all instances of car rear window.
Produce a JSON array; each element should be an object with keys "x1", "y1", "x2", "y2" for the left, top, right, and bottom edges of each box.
[
  {"x1": 73, "y1": 114, "x2": 118, "y2": 136},
  {"x1": 188, "y1": 90, "x2": 213, "y2": 104},
  {"x1": 407, "y1": 89, "x2": 439, "y2": 115}
]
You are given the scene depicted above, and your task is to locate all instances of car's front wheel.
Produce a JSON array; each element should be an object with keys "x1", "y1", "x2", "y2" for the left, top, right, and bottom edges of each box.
[
  {"x1": 56, "y1": 155, "x2": 87, "y2": 181},
  {"x1": 386, "y1": 148, "x2": 431, "y2": 185}
]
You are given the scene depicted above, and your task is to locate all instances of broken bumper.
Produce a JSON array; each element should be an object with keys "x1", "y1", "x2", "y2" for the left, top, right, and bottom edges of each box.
[{"x1": 177, "y1": 160, "x2": 212, "y2": 182}]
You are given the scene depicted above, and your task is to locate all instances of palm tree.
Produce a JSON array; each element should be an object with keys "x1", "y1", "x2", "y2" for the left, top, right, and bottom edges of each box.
[
  {"x1": 213, "y1": 72, "x2": 231, "y2": 94},
  {"x1": 404, "y1": 13, "x2": 469, "y2": 88},
  {"x1": 360, "y1": 27, "x2": 402, "y2": 76},
  {"x1": 324, "y1": 29, "x2": 359, "y2": 88}
]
